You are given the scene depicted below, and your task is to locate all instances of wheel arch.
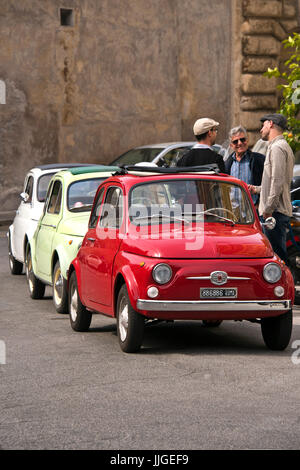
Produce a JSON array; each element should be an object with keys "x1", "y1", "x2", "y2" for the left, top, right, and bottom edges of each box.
[{"x1": 113, "y1": 273, "x2": 126, "y2": 318}]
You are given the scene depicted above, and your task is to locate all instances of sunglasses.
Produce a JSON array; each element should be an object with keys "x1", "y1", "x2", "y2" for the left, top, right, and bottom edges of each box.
[{"x1": 232, "y1": 137, "x2": 246, "y2": 145}]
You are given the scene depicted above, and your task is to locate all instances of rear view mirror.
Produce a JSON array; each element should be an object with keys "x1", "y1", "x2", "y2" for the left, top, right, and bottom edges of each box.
[
  {"x1": 261, "y1": 217, "x2": 276, "y2": 230},
  {"x1": 20, "y1": 192, "x2": 29, "y2": 203}
]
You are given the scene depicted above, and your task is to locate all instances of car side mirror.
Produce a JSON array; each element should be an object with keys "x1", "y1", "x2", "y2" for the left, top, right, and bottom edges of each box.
[
  {"x1": 20, "y1": 192, "x2": 30, "y2": 203},
  {"x1": 261, "y1": 217, "x2": 276, "y2": 230}
]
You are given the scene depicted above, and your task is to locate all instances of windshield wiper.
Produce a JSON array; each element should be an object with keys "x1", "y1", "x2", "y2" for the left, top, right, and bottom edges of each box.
[
  {"x1": 184, "y1": 210, "x2": 236, "y2": 225},
  {"x1": 70, "y1": 204, "x2": 93, "y2": 212},
  {"x1": 133, "y1": 213, "x2": 190, "y2": 224}
]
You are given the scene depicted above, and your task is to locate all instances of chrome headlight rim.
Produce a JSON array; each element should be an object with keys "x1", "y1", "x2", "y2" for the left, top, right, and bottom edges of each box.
[
  {"x1": 152, "y1": 263, "x2": 172, "y2": 285},
  {"x1": 263, "y1": 262, "x2": 282, "y2": 284}
]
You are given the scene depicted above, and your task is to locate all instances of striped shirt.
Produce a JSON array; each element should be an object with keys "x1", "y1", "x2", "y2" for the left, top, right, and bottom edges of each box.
[{"x1": 230, "y1": 150, "x2": 258, "y2": 204}]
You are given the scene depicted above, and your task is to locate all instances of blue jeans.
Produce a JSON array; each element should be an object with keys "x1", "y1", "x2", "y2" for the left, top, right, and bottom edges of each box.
[{"x1": 261, "y1": 211, "x2": 290, "y2": 263}]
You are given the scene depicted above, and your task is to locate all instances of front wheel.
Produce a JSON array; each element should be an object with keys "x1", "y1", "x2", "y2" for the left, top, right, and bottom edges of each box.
[
  {"x1": 117, "y1": 284, "x2": 145, "y2": 353},
  {"x1": 25, "y1": 247, "x2": 45, "y2": 299},
  {"x1": 68, "y1": 271, "x2": 92, "y2": 331},
  {"x1": 8, "y1": 235, "x2": 23, "y2": 275},
  {"x1": 52, "y1": 261, "x2": 68, "y2": 313},
  {"x1": 261, "y1": 310, "x2": 292, "y2": 351}
]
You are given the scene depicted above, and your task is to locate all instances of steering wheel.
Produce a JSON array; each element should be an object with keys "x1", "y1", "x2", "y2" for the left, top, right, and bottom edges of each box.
[
  {"x1": 131, "y1": 197, "x2": 153, "y2": 206},
  {"x1": 206, "y1": 207, "x2": 238, "y2": 222}
]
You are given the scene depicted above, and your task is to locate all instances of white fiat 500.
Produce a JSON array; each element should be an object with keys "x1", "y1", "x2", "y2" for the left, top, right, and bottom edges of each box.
[{"x1": 7, "y1": 163, "x2": 96, "y2": 274}]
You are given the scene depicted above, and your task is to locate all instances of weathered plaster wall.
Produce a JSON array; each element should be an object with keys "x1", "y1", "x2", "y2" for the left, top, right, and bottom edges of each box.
[{"x1": 0, "y1": 0, "x2": 232, "y2": 211}]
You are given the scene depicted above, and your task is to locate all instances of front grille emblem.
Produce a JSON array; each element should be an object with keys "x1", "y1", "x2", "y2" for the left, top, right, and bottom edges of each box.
[{"x1": 210, "y1": 271, "x2": 228, "y2": 285}]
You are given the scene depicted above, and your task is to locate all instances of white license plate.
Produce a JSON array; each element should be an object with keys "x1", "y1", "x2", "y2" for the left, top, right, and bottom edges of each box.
[{"x1": 200, "y1": 288, "x2": 237, "y2": 298}]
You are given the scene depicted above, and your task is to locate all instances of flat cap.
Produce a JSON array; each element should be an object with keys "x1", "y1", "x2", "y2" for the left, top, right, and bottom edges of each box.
[
  {"x1": 193, "y1": 118, "x2": 219, "y2": 136},
  {"x1": 260, "y1": 113, "x2": 288, "y2": 130}
]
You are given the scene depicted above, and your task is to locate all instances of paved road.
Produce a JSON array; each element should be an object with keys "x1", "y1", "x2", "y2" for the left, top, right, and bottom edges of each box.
[{"x1": 0, "y1": 229, "x2": 300, "y2": 450}]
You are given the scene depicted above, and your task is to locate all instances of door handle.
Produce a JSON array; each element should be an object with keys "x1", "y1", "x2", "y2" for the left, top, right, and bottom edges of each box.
[{"x1": 87, "y1": 237, "x2": 96, "y2": 242}]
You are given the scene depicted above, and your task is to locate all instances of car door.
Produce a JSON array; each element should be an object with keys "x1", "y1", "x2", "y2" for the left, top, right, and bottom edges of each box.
[
  {"x1": 13, "y1": 174, "x2": 34, "y2": 261},
  {"x1": 35, "y1": 179, "x2": 63, "y2": 279},
  {"x1": 82, "y1": 185, "x2": 123, "y2": 308}
]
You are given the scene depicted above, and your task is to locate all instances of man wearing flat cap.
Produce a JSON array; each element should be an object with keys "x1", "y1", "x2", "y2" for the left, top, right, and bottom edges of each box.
[
  {"x1": 177, "y1": 118, "x2": 225, "y2": 172},
  {"x1": 249, "y1": 113, "x2": 294, "y2": 263}
]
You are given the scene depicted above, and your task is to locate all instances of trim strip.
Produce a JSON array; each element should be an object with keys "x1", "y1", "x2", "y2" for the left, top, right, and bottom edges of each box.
[
  {"x1": 136, "y1": 299, "x2": 291, "y2": 312},
  {"x1": 186, "y1": 276, "x2": 250, "y2": 280}
]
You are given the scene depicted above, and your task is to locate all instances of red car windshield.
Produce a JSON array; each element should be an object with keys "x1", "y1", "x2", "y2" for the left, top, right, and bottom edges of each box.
[{"x1": 129, "y1": 179, "x2": 254, "y2": 225}]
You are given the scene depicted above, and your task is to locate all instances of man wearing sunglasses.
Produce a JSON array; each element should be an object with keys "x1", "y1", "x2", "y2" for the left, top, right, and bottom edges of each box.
[{"x1": 225, "y1": 126, "x2": 265, "y2": 206}]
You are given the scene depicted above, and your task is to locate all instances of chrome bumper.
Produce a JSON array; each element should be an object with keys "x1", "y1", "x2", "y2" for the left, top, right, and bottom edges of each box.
[{"x1": 136, "y1": 299, "x2": 292, "y2": 312}]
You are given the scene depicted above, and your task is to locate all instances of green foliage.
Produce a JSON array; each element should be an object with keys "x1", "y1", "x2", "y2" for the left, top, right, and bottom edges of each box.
[{"x1": 264, "y1": 33, "x2": 300, "y2": 153}]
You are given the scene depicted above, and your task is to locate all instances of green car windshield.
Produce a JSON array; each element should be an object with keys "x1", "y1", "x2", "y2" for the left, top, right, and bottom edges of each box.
[
  {"x1": 129, "y1": 179, "x2": 254, "y2": 225},
  {"x1": 68, "y1": 178, "x2": 105, "y2": 212}
]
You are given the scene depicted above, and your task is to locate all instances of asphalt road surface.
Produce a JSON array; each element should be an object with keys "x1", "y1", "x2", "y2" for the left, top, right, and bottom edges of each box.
[{"x1": 0, "y1": 229, "x2": 300, "y2": 450}]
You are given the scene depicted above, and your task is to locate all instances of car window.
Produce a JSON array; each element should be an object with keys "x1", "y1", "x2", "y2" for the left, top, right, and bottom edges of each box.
[
  {"x1": 111, "y1": 148, "x2": 164, "y2": 166},
  {"x1": 37, "y1": 173, "x2": 56, "y2": 202},
  {"x1": 100, "y1": 187, "x2": 123, "y2": 228},
  {"x1": 47, "y1": 181, "x2": 62, "y2": 215},
  {"x1": 24, "y1": 176, "x2": 34, "y2": 202},
  {"x1": 68, "y1": 178, "x2": 105, "y2": 212},
  {"x1": 129, "y1": 179, "x2": 254, "y2": 225},
  {"x1": 89, "y1": 187, "x2": 105, "y2": 229},
  {"x1": 157, "y1": 147, "x2": 193, "y2": 167}
]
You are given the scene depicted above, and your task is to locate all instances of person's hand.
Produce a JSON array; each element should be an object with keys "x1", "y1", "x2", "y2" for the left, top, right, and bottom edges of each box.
[
  {"x1": 248, "y1": 184, "x2": 256, "y2": 194},
  {"x1": 263, "y1": 212, "x2": 272, "y2": 220}
]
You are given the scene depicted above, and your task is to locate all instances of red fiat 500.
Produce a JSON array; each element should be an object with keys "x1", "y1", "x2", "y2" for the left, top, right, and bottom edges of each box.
[{"x1": 68, "y1": 165, "x2": 294, "y2": 353}]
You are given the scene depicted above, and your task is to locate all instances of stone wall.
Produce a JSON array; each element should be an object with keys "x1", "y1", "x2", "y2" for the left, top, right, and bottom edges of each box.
[{"x1": 232, "y1": 0, "x2": 300, "y2": 146}]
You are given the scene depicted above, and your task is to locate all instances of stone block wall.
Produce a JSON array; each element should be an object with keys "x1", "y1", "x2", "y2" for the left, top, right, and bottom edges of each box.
[{"x1": 234, "y1": 0, "x2": 299, "y2": 146}]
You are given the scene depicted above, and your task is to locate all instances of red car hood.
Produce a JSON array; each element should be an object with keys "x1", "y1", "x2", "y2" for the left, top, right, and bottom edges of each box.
[{"x1": 122, "y1": 223, "x2": 273, "y2": 259}]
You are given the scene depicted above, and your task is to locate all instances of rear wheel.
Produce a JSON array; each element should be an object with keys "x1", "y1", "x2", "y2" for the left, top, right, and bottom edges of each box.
[
  {"x1": 117, "y1": 284, "x2": 144, "y2": 353},
  {"x1": 52, "y1": 261, "x2": 68, "y2": 313},
  {"x1": 261, "y1": 310, "x2": 292, "y2": 351},
  {"x1": 25, "y1": 247, "x2": 45, "y2": 299},
  {"x1": 8, "y1": 235, "x2": 23, "y2": 275},
  {"x1": 68, "y1": 271, "x2": 92, "y2": 331}
]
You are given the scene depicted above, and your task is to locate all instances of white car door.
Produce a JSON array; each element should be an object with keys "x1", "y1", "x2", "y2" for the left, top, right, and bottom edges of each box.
[{"x1": 12, "y1": 174, "x2": 34, "y2": 262}]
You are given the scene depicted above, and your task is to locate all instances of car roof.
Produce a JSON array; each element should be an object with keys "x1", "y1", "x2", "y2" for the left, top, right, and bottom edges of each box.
[
  {"x1": 32, "y1": 163, "x2": 99, "y2": 170},
  {"x1": 133, "y1": 142, "x2": 195, "y2": 149},
  {"x1": 51, "y1": 166, "x2": 118, "y2": 183}
]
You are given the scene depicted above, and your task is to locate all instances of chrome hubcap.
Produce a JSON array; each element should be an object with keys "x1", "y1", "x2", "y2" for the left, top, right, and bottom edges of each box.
[
  {"x1": 70, "y1": 284, "x2": 78, "y2": 322},
  {"x1": 54, "y1": 267, "x2": 63, "y2": 304},
  {"x1": 26, "y1": 254, "x2": 33, "y2": 292},
  {"x1": 118, "y1": 297, "x2": 129, "y2": 342}
]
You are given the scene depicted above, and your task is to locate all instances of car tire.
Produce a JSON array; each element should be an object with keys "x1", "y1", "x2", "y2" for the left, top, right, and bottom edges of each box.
[
  {"x1": 202, "y1": 320, "x2": 223, "y2": 327},
  {"x1": 68, "y1": 271, "x2": 92, "y2": 331},
  {"x1": 261, "y1": 310, "x2": 292, "y2": 351},
  {"x1": 25, "y1": 247, "x2": 45, "y2": 299},
  {"x1": 8, "y1": 235, "x2": 23, "y2": 275},
  {"x1": 117, "y1": 284, "x2": 145, "y2": 353},
  {"x1": 52, "y1": 261, "x2": 68, "y2": 314},
  {"x1": 287, "y1": 245, "x2": 300, "y2": 305}
]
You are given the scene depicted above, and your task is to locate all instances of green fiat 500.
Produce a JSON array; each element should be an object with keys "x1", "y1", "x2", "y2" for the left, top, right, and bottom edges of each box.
[{"x1": 25, "y1": 165, "x2": 118, "y2": 313}]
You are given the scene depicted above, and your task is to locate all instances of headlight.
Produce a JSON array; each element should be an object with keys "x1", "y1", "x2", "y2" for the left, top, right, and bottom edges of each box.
[
  {"x1": 263, "y1": 263, "x2": 282, "y2": 283},
  {"x1": 152, "y1": 263, "x2": 172, "y2": 284}
]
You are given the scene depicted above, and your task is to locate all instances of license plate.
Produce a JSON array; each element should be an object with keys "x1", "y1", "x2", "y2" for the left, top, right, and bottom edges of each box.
[{"x1": 200, "y1": 288, "x2": 237, "y2": 298}]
